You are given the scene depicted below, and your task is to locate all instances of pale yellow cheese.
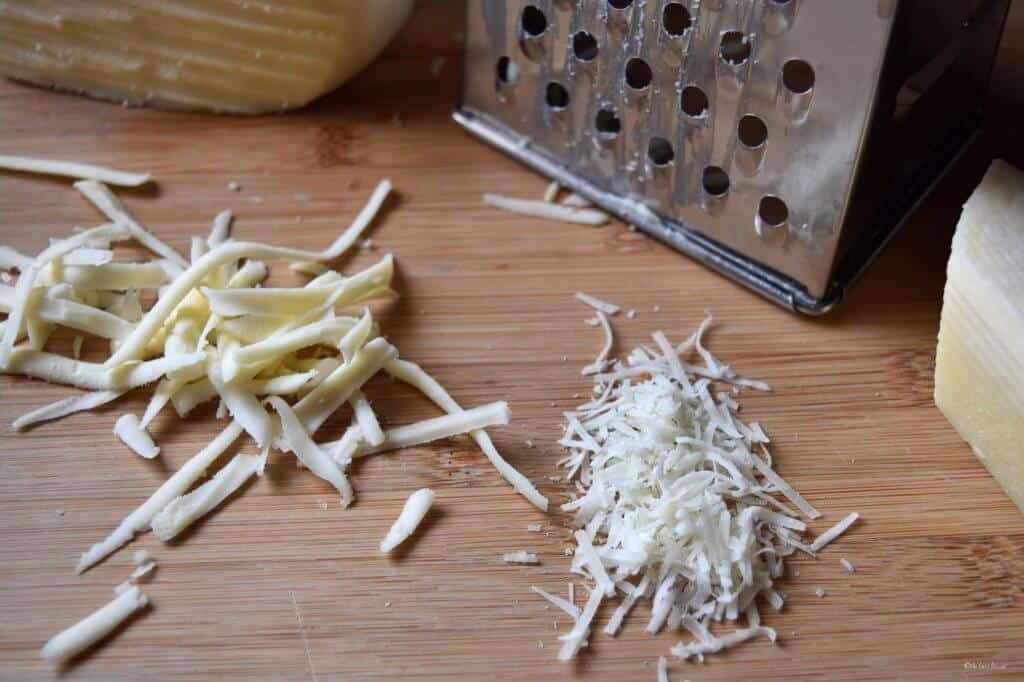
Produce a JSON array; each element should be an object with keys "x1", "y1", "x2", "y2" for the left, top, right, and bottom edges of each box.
[
  {"x1": 935, "y1": 160, "x2": 1024, "y2": 514},
  {"x1": 0, "y1": 0, "x2": 414, "y2": 113}
]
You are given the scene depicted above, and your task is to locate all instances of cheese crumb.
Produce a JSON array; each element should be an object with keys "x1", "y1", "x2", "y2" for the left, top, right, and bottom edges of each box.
[
  {"x1": 815, "y1": 588, "x2": 826, "y2": 598},
  {"x1": 504, "y1": 551, "x2": 540, "y2": 564},
  {"x1": 527, "y1": 524, "x2": 543, "y2": 532},
  {"x1": 840, "y1": 557, "x2": 856, "y2": 573},
  {"x1": 227, "y1": 181, "x2": 241, "y2": 192}
]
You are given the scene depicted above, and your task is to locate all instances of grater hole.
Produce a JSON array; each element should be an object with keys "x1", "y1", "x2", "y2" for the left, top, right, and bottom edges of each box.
[
  {"x1": 680, "y1": 85, "x2": 709, "y2": 118},
  {"x1": 521, "y1": 5, "x2": 548, "y2": 37},
  {"x1": 625, "y1": 58, "x2": 653, "y2": 90},
  {"x1": 595, "y1": 108, "x2": 621, "y2": 137},
  {"x1": 608, "y1": 0, "x2": 634, "y2": 8},
  {"x1": 702, "y1": 166, "x2": 730, "y2": 197},
  {"x1": 648, "y1": 137, "x2": 675, "y2": 166},
  {"x1": 738, "y1": 114, "x2": 768, "y2": 148},
  {"x1": 662, "y1": 3, "x2": 693, "y2": 36},
  {"x1": 573, "y1": 32, "x2": 599, "y2": 61},
  {"x1": 545, "y1": 82, "x2": 570, "y2": 110},
  {"x1": 782, "y1": 59, "x2": 815, "y2": 94},
  {"x1": 720, "y1": 31, "x2": 751, "y2": 65},
  {"x1": 757, "y1": 196, "x2": 789, "y2": 228},
  {"x1": 496, "y1": 56, "x2": 519, "y2": 86}
]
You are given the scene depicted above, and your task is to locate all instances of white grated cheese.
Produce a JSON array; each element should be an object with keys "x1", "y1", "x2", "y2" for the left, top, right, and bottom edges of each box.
[
  {"x1": 538, "y1": 314, "x2": 860, "y2": 663},
  {"x1": 129, "y1": 561, "x2": 157, "y2": 583},
  {"x1": 581, "y1": 310, "x2": 613, "y2": 376},
  {"x1": 527, "y1": 524, "x2": 543, "y2": 532},
  {"x1": 840, "y1": 557, "x2": 856, "y2": 573},
  {"x1": 657, "y1": 656, "x2": 669, "y2": 682},
  {"x1": 131, "y1": 550, "x2": 151, "y2": 566},
  {"x1": 504, "y1": 551, "x2": 540, "y2": 565},
  {"x1": 380, "y1": 488, "x2": 436, "y2": 552},
  {"x1": 815, "y1": 587, "x2": 826, "y2": 598},
  {"x1": 561, "y1": 193, "x2": 593, "y2": 208},
  {"x1": 574, "y1": 291, "x2": 620, "y2": 316},
  {"x1": 810, "y1": 512, "x2": 860, "y2": 553},
  {"x1": 483, "y1": 193, "x2": 610, "y2": 226},
  {"x1": 114, "y1": 413, "x2": 160, "y2": 459},
  {"x1": 0, "y1": 154, "x2": 150, "y2": 187},
  {"x1": 531, "y1": 586, "x2": 579, "y2": 618},
  {"x1": 40, "y1": 586, "x2": 149, "y2": 663}
]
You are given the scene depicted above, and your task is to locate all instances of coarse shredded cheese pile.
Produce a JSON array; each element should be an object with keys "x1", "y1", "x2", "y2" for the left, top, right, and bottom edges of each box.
[
  {"x1": 0, "y1": 155, "x2": 546, "y2": 664},
  {"x1": 540, "y1": 308, "x2": 859, "y2": 664}
]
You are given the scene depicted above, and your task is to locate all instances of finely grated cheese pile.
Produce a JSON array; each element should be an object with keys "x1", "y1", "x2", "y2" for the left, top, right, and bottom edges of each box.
[
  {"x1": 0, "y1": 155, "x2": 546, "y2": 664},
  {"x1": 544, "y1": 312, "x2": 859, "y2": 663}
]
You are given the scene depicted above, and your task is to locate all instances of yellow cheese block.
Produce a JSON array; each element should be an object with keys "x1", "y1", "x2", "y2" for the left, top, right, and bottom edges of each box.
[
  {"x1": 935, "y1": 160, "x2": 1024, "y2": 513},
  {"x1": 0, "y1": 0, "x2": 414, "y2": 113}
]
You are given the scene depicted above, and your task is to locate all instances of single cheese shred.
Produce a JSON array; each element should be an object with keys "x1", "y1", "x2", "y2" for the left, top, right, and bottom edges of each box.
[{"x1": 380, "y1": 488, "x2": 436, "y2": 552}]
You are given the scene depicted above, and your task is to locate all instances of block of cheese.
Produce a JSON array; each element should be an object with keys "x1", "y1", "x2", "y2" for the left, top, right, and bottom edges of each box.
[
  {"x1": 0, "y1": 0, "x2": 414, "y2": 114},
  {"x1": 935, "y1": 159, "x2": 1024, "y2": 514}
]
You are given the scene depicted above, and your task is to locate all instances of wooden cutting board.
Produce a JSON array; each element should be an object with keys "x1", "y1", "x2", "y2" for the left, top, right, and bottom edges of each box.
[{"x1": 2, "y1": 4, "x2": 1023, "y2": 680}]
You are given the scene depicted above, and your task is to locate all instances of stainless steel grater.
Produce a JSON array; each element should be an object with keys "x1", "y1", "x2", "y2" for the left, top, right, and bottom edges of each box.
[{"x1": 454, "y1": 0, "x2": 1010, "y2": 313}]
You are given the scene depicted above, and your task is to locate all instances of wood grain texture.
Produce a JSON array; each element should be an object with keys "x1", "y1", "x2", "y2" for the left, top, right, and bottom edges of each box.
[{"x1": 2, "y1": 3, "x2": 1024, "y2": 680}]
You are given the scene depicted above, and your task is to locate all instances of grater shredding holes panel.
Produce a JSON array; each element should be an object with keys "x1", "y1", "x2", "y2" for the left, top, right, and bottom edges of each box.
[{"x1": 502, "y1": 1, "x2": 811, "y2": 241}]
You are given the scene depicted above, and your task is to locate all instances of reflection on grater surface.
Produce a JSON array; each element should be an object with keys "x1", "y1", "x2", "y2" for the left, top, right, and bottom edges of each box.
[{"x1": 455, "y1": 0, "x2": 1010, "y2": 313}]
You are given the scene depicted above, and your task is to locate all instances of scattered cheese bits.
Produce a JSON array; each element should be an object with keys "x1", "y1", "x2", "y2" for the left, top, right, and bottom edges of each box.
[
  {"x1": 114, "y1": 414, "x2": 160, "y2": 459},
  {"x1": 40, "y1": 586, "x2": 149, "y2": 664},
  {"x1": 504, "y1": 551, "x2": 540, "y2": 565},
  {"x1": 484, "y1": 193, "x2": 610, "y2": 226},
  {"x1": 543, "y1": 181, "x2": 561, "y2": 203},
  {"x1": 380, "y1": 488, "x2": 436, "y2": 552},
  {"x1": 840, "y1": 558, "x2": 856, "y2": 574},
  {"x1": 538, "y1": 313, "x2": 860, "y2": 664}
]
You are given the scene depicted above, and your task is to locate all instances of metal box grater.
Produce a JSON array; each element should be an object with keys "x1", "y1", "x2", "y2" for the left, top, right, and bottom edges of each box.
[{"x1": 454, "y1": 0, "x2": 1010, "y2": 313}]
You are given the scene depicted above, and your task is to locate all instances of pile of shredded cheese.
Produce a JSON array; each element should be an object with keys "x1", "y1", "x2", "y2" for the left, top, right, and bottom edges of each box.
[
  {"x1": 0, "y1": 155, "x2": 547, "y2": 663},
  {"x1": 542, "y1": 311, "x2": 859, "y2": 664}
]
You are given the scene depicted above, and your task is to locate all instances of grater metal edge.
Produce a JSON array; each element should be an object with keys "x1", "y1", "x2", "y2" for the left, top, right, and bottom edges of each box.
[{"x1": 453, "y1": 0, "x2": 1009, "y2": 314}]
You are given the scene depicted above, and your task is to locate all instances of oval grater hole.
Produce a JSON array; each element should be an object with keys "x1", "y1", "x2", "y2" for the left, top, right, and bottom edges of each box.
[
  {"x1": 573, "y1": 31, "x2": 599, "y2": 61},
  {"x1": 702, "y1": 166, "x2": 731, "y2": 197},
  {"x1": 782, "y1": 59, "x2": 815, "y2": 94},
  {"x1": 720, "y1": 31, "x2": 751, "y2": 65},
  {"x1": 738, "y1": 114, "x2": 768, "y2": 148},
  {"x1": 595, "y1": 108, "x2": 622, "y2": 137},
  {"x1": 662, "y1": 3, "x2": 693, "y2": 36},
  {"x1": 608, "y1": 0, "x2": 634, "y2": 9},
  {"x1": 680, "y1": 85, "x2": 709, "y2": 118},
  {"x1": 495, "y1": 56, "x2": 520, "y2": 87},
  {"x1": 625, "y1": 58, "x2": 653, "y2": 90},
  {"x1": 521, "y1": 5, "x2": 548, "y2": 37},
  {"x1": 648, "y1": 137, "x2": 675, "y2": 166},
  {"x1": 757, "y1": 195, "x2": 789, "y2": 228},
  {"x1": 545, "y1": 81, "x2": 570, "y2": 110}
]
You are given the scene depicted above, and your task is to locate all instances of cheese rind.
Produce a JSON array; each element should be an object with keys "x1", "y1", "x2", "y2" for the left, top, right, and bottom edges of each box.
[
  {"x1": 0, "y1": 0, "x2": 414, "y2": 114},
  {"x1": 935, "y1": 160, "x2": 1024, "y2": 514}
]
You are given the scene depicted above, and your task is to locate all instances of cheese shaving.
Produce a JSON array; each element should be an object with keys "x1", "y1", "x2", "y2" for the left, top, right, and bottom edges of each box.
[
  {"x1": 809, "y1": 512, "x2": 860, "y2": 552},
  {"x1": 484, "y1": 193, "x2": 610, "y2": 226},
  {"x1": 75, "y1": 181, "x2": 187, "y2": 268},
  {"x1": 40, "y1": 586, "x2": 149, "y2": 664},
  {"x1": 151, "y1": 451, "x2": 261, "y2": 541},
  {"x1": 380, "y1": 488, "x2": 436, "y2": 552},
  {"x1": 531, "y1": 586, "x2": 580, "y2": 618},
  {"x1": 209, "y1": 210, "x2": 232, "y2": 247},
  {"x1": 0, "y1": 154, "x2": 151, "y2": 187},
  {"x1": 269, "y1": 396, "x2": 353, "y2": 507},
  {"x1": 543, "y1": 181, "x2": 561, "y2": 203},
  {"x1": 350, "y1": 390, "x2": 385, "y2": 447},
  {"x1": 385, "y1": 359, "x2": 547, "y2": 510},
  {"x1": 13, "y1": 390, "x2": 123, "y2": 431},
  {"x1": 575, "y1": 292, "x2": 620, "y2": 316},
  {"x1": 77, "y1": 422, "x2": 244, "y2": 572},
  {"x1": 581, "y1": 310, "x2": 613, "y2": 376},
  {"x1": 657, "y1": 656, "x2": 669, "y2": 682},
  {"x1": 114, "y1": 413, "x2": 160, "y2": 459},
  {"x1": 504, "y1": 552, "x2": 540, "y2": 564}
]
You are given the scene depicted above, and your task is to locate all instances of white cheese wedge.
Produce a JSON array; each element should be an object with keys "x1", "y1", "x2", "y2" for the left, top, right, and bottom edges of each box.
[
  {"x1": 935, "y1": 160, "x2": 1024, "y2": 514},
  {"x1": 0, "y1": 1, "x2": 415, "y2": 114}
]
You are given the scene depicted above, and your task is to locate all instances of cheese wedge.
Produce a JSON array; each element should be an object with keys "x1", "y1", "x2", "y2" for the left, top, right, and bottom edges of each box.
[
  {"x1": 0, "y1": 0, "x2": 414, "y2": 113},
  {"x1": 935, "y1": 159, "x2": 1024, "y2": 514}
]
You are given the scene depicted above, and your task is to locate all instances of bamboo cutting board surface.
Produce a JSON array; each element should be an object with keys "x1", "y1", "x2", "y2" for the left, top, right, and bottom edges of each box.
[{"x1": 2, "y1": 4, "x2": 1024, "y2": 680}]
